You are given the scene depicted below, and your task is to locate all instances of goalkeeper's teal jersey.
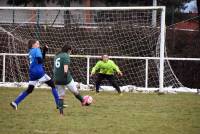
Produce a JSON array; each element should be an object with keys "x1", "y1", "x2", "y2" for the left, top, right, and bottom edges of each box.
[
  {"x1": 53, "y1": 52, "x2": 72, "y2": 85},
  {"x1": 91, "y1": 59, "x2": 121, "y2": 75}
]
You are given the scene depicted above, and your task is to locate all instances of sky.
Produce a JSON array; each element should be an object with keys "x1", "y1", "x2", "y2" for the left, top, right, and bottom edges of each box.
[{"x1": 182, "y1": 0, "x2": 198, "y2": 13}]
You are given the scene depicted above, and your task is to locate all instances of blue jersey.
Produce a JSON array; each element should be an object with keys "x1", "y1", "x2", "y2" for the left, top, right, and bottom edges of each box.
[{"x1": 28, "y1": 48, "x2": 45, "y2": 80}]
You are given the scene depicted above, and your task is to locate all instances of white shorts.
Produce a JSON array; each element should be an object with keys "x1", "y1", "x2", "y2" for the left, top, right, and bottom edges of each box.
[
  {"x1": 55, "y1": 79, "x2": 79, "y2": 97},
  {"x1": 29, "y1": 74, "x2": 51, "y2": 86}
]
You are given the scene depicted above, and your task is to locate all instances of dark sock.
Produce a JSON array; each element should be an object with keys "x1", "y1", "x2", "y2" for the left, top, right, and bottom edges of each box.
[
  {"x1": 118, "y1": 90, "x2": 121, "y2": 94},
  {"x1": 96, "y1": 84, "x2": 100, "y2": 93},
  {"x1": 58, "y1": 99, "x2": 64, "y2": 109},
  {"x1": 75, "y1": 94, "x2": 83, "y2": 102},
  {"x1": 58, "y1": 99, "x2": 64, "y2": 115},
  {"x1": 116, "y1": 87, "x2": 121, "y2": 93}
]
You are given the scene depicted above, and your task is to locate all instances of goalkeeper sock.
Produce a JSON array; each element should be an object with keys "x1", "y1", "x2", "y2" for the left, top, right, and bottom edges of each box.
[
  {"x1": 51, "y1": 88, "x2": 59, "y2": 106},
  {"x1": 75, "y1": 94, "x2": 83, "y2": 102},
  {"x1": 14, "y1": 91, "x2": 28, "y2": 105},
  {"x1": 96, "y1": 84, "x2": 100, "y2": 93}
]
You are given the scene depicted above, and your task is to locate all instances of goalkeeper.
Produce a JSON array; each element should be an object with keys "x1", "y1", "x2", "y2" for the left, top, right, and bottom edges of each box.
[{"x1": 90, "y1": 55, "x2": 123, "y2": 94}]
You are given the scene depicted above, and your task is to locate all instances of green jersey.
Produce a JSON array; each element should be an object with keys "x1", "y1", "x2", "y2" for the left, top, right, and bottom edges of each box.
[
  {"x1": 53, "y1": 52, "x2": 72, "y2": 85},
  {"x1": 91, "y1": 59, "x2": 121, "y2": 75}
]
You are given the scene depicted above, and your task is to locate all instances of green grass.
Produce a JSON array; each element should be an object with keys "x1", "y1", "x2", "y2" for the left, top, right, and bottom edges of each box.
[{"x1": 0, "y1": 87, "x2": 200, "y2": 134}]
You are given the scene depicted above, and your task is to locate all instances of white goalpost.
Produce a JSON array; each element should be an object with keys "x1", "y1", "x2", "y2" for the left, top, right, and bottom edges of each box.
[{"x1": 0, "y1": 6, "x2": 183, "y2": 92}]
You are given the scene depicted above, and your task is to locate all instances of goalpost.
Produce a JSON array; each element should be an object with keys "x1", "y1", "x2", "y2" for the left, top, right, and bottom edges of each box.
[{"x1": 0, "y1": 6, "x2": 182, "y2": 91}]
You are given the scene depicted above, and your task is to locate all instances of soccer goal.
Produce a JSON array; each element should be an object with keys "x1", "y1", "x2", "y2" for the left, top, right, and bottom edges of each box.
[{"x1": 0, "y1": 6, "x2": 182, "y2": 91}]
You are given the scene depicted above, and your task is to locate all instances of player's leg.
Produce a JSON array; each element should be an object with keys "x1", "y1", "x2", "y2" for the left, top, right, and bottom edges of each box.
[
  {"x1": 55, "y1": 85, "x2": 66, "y2": 115},
  {"x1": 66, "y1": 79, "x2": 87, "y2": 106},
  {"x1": 95, "y1": 74, "x2": 104, "y2": 93},
  {"x1": 39, "y1": 74, "x2": 59, "y2": 107},
  {"x1": 10, "y1": 81, "x2": 36, "y2": 110},
  {"x1": 107, "y1": 75, "x2": 121, "y2": 94}
]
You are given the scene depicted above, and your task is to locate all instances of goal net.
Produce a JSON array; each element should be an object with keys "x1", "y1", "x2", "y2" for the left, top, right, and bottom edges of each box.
[{"x1": 0, "y1": 7, "x2": 182, "y2": 90}]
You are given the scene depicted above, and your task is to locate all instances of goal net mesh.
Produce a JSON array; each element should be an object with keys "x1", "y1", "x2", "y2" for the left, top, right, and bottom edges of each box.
[{"x1": 0, "y1": 7, "x2": 182, "y2": 88}]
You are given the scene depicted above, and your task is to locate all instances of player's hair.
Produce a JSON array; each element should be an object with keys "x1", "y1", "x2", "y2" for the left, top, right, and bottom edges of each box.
[
  {"x1": 56, "y1": 43, "x2": 72, "y2": 55},
  {"x1": 62, "y1": 44, "x2": 72, "y2": 53},
  {"x1": 101, "y1": 54, "x2": 109, "y2": 59},
  {"x1": 28, "y1": 39, "x2": 37, "y2": 49}
]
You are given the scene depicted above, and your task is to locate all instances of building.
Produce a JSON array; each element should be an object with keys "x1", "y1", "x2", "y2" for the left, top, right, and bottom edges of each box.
[{"x1": 175, "y1": 13, "x2": 199, "y2": 31}]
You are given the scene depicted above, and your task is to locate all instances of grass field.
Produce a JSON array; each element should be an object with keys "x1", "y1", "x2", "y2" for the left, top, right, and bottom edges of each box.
[{"x1": 0, "y1": 87, "x2": 200, "y2": 134}]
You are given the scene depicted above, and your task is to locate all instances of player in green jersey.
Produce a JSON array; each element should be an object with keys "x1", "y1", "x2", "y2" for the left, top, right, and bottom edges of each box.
[
  {"x1": 53, "y1": 44, "x2": 87, "y2": 115},
  {"x1": 90, "y1": 55, "x2": 123, "y2": 95}
]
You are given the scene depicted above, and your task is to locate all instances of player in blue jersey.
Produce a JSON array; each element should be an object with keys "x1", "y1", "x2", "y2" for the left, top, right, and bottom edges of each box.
[{"x1": 10, "y1": 39, "x2": 59, "y2": 113}]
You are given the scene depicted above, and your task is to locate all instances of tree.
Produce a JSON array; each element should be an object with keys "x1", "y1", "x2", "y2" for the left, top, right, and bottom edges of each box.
[{"x1": 157, "y1": 0, "x2": 193, "y2": 25}]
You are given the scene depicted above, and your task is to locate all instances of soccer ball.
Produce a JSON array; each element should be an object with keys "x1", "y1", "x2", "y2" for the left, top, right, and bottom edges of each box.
[{"x1": 83, "y1": 95, "x2": 93, "y2": 105}]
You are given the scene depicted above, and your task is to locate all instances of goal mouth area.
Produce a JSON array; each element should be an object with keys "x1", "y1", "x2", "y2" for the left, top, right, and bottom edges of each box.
[
  {"x1": 0, "y1": 82, "x2": 196, "y2": 94},
  {"x1": 0, "y1": 6, "x2": 183, "y2": 91}
]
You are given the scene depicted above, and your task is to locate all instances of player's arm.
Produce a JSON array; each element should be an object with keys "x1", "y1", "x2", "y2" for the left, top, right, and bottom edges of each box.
[
  {"x1": 63, "y1": 55, "x2": 70, "y2": 76},
  {"x1": 36, "y1": 46, "x2": 48, "y2": 64},
  {"x1": 111, "y1": 60, "x2": 123, "y2": 76},
  {"x1": 42, "y1": 45, "x2": 48, "y2": 60},
  {"x1": 35, "y1": 48, "x2": 43, "y2": 64},
  {"x1": 64, "y1": 64, "x2": 69, "y2": 75},
  {"x1": 90, "y1": 61, "x2": 100, "y2": 76}
]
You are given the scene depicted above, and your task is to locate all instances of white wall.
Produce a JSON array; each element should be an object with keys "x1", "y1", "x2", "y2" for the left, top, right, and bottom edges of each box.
[
  {"x1": 0, "y1": 0, "x2": 106, "y2": 25},
  {"x1": 0, "y1": 1, "x2": 8, "y2": 6}
]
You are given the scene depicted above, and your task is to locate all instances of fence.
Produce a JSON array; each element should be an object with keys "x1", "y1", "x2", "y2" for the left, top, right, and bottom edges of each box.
[{"x1": 1, "y1": 52, "x2": 200, "y2": 88}]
